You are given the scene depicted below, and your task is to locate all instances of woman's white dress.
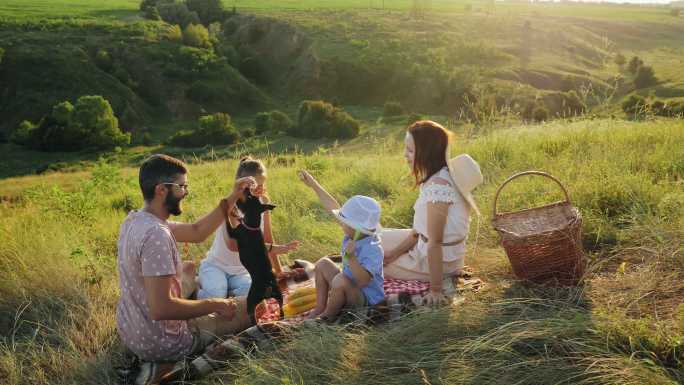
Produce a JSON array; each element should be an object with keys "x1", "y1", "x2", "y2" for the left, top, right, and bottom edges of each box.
[{"x1": 381, "y1": 167, "x2": 470, "y2": 280}]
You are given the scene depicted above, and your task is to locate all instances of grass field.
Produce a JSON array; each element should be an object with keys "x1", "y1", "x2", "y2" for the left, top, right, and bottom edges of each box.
[
  {"x1": 1, "y1": 117, "x2": 683, "y2": 384},
  {"x1": 1, "y1": 1, "x2": 684, "y2": 383}
]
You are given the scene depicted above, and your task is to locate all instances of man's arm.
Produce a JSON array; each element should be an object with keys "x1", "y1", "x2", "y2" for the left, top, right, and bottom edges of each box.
[
  {"x1": 171, "y1": 177, "x2": 256, "y2": 243},
  {"x1": 143, "y1": 275, "x2": 235, "y2": 320}
]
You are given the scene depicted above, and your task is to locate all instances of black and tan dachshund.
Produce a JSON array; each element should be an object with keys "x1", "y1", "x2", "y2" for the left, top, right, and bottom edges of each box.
[{"x1": 227, "y1": 188, "x2": 283, "y2": 324}]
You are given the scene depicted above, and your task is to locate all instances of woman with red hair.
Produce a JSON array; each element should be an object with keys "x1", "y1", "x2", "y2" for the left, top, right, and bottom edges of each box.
[{"x1": 381, "y1": 120, "x2": 482, "y2": 306}]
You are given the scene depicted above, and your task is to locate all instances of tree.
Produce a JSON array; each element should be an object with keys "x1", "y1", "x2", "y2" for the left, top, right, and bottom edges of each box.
[
  {"x1": 634, "y1": 65, "x2": 657, "y2": 89},
  {"x1": 71, "y1": 96, "x2": 130, "y2": 149},
  {"x1": 186, "y1": 0, "x2": 225, "y2": 25},
  {"x1": 621, "y1": 94, "x2": 647, "y2": 118},
  {"x1": 295, "y1": 101, "x2": 361, "y2": 139},
  {"x1": 670, "y1": 8, "x2": 680, "y2": 17},
  {"x1": 157, "y1": 2, "x2": 200, "y2": 27},
  {"x1": 167, "y1": 113, "x2": 239, "y2": 147},
  {"x1": 627, "y1": 56, "x2": 643, "y2": 74},
  {"x1": 614, "y1": 53, "x2": 626, "y2": 69},
  {"x1": 183, "y1": 24, "x2": 211, "y2": 48}
]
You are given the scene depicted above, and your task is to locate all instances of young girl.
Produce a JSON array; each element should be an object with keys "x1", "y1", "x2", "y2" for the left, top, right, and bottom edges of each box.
[{"x1": 197, "y1": 156, "x2": 301, "y2": 300}]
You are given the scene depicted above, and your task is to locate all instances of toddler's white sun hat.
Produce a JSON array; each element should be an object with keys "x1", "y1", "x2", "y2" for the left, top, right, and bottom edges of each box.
[{"x1": 331, "y1": 195, "x2": 381, "y2": 235}]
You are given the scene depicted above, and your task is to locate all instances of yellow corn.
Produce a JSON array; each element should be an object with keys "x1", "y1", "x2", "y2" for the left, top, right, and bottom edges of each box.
[
  {"x1": 283, "y1": 300, "x2": 317, "y2": 317},
  {"x1": 287, "y1": 293, "x2": 317, "y2": 308},
  {"x1": 287, "y1": 287, "x2": 316, "y2": 301}
]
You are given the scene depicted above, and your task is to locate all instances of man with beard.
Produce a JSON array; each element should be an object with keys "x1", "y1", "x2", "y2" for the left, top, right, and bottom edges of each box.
[{"x1": 116, "y1": 154, "x2": 256, "y2": 382}]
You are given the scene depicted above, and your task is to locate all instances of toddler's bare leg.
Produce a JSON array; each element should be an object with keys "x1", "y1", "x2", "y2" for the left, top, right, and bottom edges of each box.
[
  {"x1": 308, "y1": 257, "x2": 340, "y2": 319},
  {"x1": 319, "y1": 273, "x2": 362, "y2": 320}
]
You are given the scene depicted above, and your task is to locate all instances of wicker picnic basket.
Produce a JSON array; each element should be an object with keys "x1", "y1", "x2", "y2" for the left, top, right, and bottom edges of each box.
[{"x1": 491, "y1": 171, "x2": 586, "y2": 286}]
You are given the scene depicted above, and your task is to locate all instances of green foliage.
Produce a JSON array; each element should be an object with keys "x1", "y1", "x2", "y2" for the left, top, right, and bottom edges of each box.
[
  {"x1": 183, "y1": 23, "x2": 211, "y2": 48},
  {"x1": 157, "y1": 1, "x2": 200, "y2": 28},
  {"x1": 614, "y1": 52, "x2": 626, "y2": 68},
  {"x1": 0, "y1": 47, "x2": 4, "y2": 65},
  {"x1": 670, "y1": 8, "x2": 680, "y2": 17},
  {"x1": 295, "y1": 100, "x2": 361, "y2": 139},
  {"x1": 634, "y1": 65, "x2": 657, "y2": 89},
  {"x1": 167, "y1": 112, "x2": 239, "y2": 147},
  {"x1": 532, "y1": 105, "x2": 550, "y2": 122},
  {"x1": 144, "y1": 6, "x2": 161, "y2": 21},
  {"x1": 382, "y1": 101, "x2": 404, "y2": 117},
  {"x1": 186, "y1": 0, "x2": 225, "y2": 25},
  {"x1": 622, "y1": 94, "x2": 647, "y2": 118},
  {"x1": 254, "y1": 110, "x2": 294, "y2": 134},
  {"x1": 165, "y1": 24, "x2": 183, "y2": 42},
  {"x1": 15, "y1": 96, "x2": 130, "y2": 152},
  {"x1": 9, "y1": 120, "x2": 35, "y2": 146},
  {"x1": 407, "y1": 112, "x2": 425, "y2": 125},
  {"x1": 522, "y1": 100, "x2": 550, "y2": 122},
  {"x1": 627, "y1": 56, "x2": 643, "y2": 74}
]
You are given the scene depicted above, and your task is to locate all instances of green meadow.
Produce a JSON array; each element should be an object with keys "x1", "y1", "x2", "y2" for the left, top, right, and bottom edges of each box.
[{"x1": 1, "y1": 0, "x2": 684, "y2": 384}]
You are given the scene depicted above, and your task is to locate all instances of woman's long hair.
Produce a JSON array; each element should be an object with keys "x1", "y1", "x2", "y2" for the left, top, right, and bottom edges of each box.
[{"x1": 408, "y1": 120, "x2": 452, "y2": 186}]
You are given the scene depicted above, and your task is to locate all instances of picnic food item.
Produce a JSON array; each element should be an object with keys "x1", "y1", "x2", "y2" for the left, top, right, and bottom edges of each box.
[
  {"x1": 287, "y1": 287, "x2": 316, "y2": 301},
  {"x1": 283, "y1": 294, "x2": 317, "y2": 317},
  {"x1": 491, "y1": 171, "x2": 586, "y2": 286}
]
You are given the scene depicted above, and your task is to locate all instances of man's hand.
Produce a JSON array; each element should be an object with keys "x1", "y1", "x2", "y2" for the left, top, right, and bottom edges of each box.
[
  {"x1": 297, "y1": 170, "x2": 318, "y2": 189},
  {"x1": 210, "y1": 298, "x2": 238, "y2": 320},
  {"x1": 272, "y1": 240, "x2": 301, "y2": 255}
]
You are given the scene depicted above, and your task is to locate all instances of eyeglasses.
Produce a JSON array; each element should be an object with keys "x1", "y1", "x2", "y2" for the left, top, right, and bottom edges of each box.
[{"x1": 162, "y1": 182, "x2": 189, "y2": 192}]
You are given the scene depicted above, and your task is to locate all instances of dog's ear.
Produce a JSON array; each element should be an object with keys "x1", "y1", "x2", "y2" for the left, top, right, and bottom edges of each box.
[{"x1": 261, "y1": 203, "x2": 276, "y2": 212}]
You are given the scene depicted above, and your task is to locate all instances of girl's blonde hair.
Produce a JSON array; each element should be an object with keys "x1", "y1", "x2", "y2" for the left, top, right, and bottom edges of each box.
[{"x1": 235, "y1": 155, "x2": 266, "y2": 179}]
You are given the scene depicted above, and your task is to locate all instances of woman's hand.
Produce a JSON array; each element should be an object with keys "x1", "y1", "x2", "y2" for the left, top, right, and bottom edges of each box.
[
  {"x1": 272, "y1": 240, "x2": 301, "y2": 255},
  {"x1": 422, "y1": 290, "x2": 449, "y2": 307},
  {"x1": 231, "y1": 176, "x2": 256, "y2": 198},
  {"x1": 297, "y1": 170, "x2": 318, "y2": 189}
]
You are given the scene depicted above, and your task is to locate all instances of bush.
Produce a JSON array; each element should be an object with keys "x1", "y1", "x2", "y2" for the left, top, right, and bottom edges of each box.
[
  {"x1": 16, "y1": 96, "x2": 130, "y2": 152},
  {"x1": 183, "y1": 24, "x2": 211, "y2": 48},
  {"x1": 407, "y1": 112, "x2": 426, "y2": 125},
  {"x1": 295, "y1": 101, "x2": 361, "y2": 139},
  {"x1": 94, "y1": 49, "x2": 113, "y2": 72},
  {"x1": 634, "y1": 65, "x2": 657, "y2": 89},
  {"x1": 143, "y1": 6, "x2": 161, "y2": 20},
  {"x1": 627, "y1": 56, "x2": 643, "y2": 74},
  {"x1": 254, "y1": 110, "x2": 293, "y2": 134},
  {"x1": 671, "y1": 8, "x2": 681, "y2": 17},
  {"x1": 0, "y1": 47, "x2": 4, "y2": 65},
  {"x1": 622, "y1": 94, "x2": 647, "y2": 117},
  {"x1": 10, "y1": 120, "x2": 35, "y2": 146},
  {"x1": 186, "y1": 0, "x2": 225, "y2": 25},
  {"x1": 139, "y1": 0, "x2": 157, "y2": 11},
  {"x1": 165, "y1": 24, "x2": 182, "y2": 42},
  {"x1": 560, "y1": 91, "x2": 586, "y2": 117},
  {"x1": 614, "y1": 53, "x2": 626, "y2": 68},
  {"x1": 532, "y1": 105, "x2": 550, "y2": 122},
  {"x1": 157, "y1": 2, "x2": 200, "y2": 27},
  {"x1": 383, "y1": 101, "x2": 404, "y2": 117},
  {"x1": 167, "y1": 112, "x2": 239, "y2": 147}
]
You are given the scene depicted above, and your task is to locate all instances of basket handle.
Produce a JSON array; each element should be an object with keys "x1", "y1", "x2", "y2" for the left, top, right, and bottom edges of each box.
[{"x1": 492, "y1": 171, "x2": 571, "y2": 217}]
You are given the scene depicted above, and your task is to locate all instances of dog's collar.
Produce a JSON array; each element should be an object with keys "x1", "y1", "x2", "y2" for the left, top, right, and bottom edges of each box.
[{"x1": 240, "y1": 219, "x2": 261, "y2": 232}]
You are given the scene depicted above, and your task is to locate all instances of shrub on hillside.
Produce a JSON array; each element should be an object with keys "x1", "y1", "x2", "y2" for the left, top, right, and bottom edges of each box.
[
  {"x1": 295, "y1": 101, "x2": 360, "y2": 139},
  {"x1": 671, "y1": 8, "x2": 681, "y2": 17},
  {"x1": 521, "y1": 101, "x2": 550, "y2": 122},
  {"x1": 254, "y1": 110, "x2": 293, "y2": 134},
  {"x1": 621, "y1": 94, "x2": 647, "y2": 118},
  {"x1": 186, "y1": 0, "x2": 225, "y2": 25},
  {"x1": 383, "y1": 101, "x2": 404, "y2": 117},
  {"x1": 144, "y1": 6, "x2": 161, "y2": 20},
  {"x1": 627, "y1": 56, "x2": 643, "y2": 74},
  {"x1": 183, "y1": 24, "x2": 211, "y2": 48},
  {"x1": 614, "y1": 53, "x2": 626, "y2": 69},
  {"x1": 532, "y1": 105, "x2": 550, "y2": 122},
  {"x1": 167, "y1": 112, "x2": 239, "y2": 147},
  {"x1": 166, "y1": 24, "x2": 183, "y2": 42},
  {"x1": 12, "y1": 96, "x2": 130, "y2": 151},
  {"x1": 0, "y1": 47, "x2": 4, "y2": 65},
  {"x1": 560, "y1": 90, "x2": 586, "y2": 117},
  {"x1": 157, "y1": 2, "x2": 200, "y2": 28},
  {"x1": 634, "y1": 65, "x2": 657, "y2": 89},
  {"x1": 407, "y1": 113, "x2": 425, "y2": 125}
]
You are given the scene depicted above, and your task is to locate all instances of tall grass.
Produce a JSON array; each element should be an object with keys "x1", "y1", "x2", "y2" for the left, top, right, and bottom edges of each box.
[{"x1": 0, "y1": 118, "x2": 682, "y2": 384}]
